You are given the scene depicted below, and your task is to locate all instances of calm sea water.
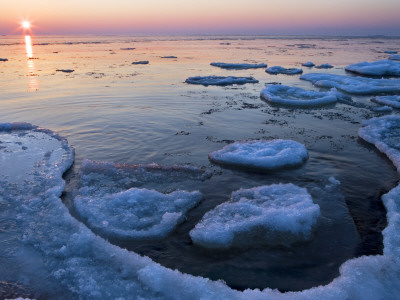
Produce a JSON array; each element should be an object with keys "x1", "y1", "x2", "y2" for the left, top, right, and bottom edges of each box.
[{"x1": 1, "y1": 35, "x2": 400, "y2": 295}]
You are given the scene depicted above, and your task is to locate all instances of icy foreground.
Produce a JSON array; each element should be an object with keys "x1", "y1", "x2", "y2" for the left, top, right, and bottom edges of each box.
[
  {"x1": 1, "y1": 123, "x2": 400, "y2": 299},
  {"x1": 185, "y1": 76, "x2": 258, "y2": 86},
  {"x1": 301, "y1": 73, "x2": 400, "y2": 94},
  {"x1": 265, "y1": 66, "x2": 303, "y2": 75},
  {"x1": 190, "y1": 184, "x2": 320, "y2": 249},
  {"x1": 210, "y1": 62, "x2": 267, "y2": 69},
  {"x1": 345, "y1": 60, "x2": 400, "y2": 77},
  {"x1": 209, "y1": 139, "x2": 308, "y2": 171},
  {"x1": 371, "y1": 96, "x2": 400, "y2": 109},
  {"x1": 260, "y1": 85, "x2": 337, "y2": 107}
]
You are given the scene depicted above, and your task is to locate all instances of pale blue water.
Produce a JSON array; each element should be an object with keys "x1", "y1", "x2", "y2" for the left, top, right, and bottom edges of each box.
[{"x1": 1, "y1": 35, "x2": 400, "y2": 296}]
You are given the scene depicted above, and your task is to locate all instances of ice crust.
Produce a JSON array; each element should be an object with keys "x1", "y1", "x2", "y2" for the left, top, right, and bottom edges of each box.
[
  {"x1": 266, "y1": 66, "x2": 303, "y2": 75},
  {"x1": 209, "y1": 139, "x2": 308, "y2": 171},
  {"x1": 345, "y1": 60, "x2": 400, "y2": 77},
  {"x1": 301, "y1": 73, "x2": 400, "y2": 94},
  {"x1": 302, "y1": 61, "x2": 315, "y2": 67},
  {"x1": 315, "y1": 63, "x2": 333, "y2": 69},
  {"x1": 190, "y1": 184, "x2": 320, "y2": 249},
  {"x1": 132, "y1": 60, "x2": 149, "y2": 65},
  {"x1": 2, "y1": 122, "x2": 400, "y2": 299},
  {"x1": 371, "y1": 96, "x2": 400, "y2": 109},
  {"x1": 210, "y1": 62, "x2": 267, "y2": 69},
  {"x1": 390, "y1": 54, "x2": 400, "y2": 61},
  {"x1": 185, "y1": 76, "x2": 258, "y2": 86},
  {"x1": 260, "y1": 85, "x2": 337, "y2": 107}
]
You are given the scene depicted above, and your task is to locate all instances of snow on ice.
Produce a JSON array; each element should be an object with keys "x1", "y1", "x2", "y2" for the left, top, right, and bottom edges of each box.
[{"x1": 345, "y1": 60, "x2": 400, "y2": 77}]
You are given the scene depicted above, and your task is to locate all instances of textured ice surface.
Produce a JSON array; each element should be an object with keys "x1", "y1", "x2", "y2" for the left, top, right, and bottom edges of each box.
[
  {"x1": 185, "y1": 76, "x2": 258, "y2": 86},
  {"x1": 2, "y1": 123, "x2": 400, "y2": 299},
  {"x1": 209, "y1": 139, "x2": 308, "y2": 171},
  {"x1": 260, "y1": 85, "x2": 337, "y2": 107},
  {"x1": 315, "y1": 63, "x2": 334, "y2": 69},
  {"x1": 266, "y1": 66, "x2": 303, "y2": 75},
  {"x1": 371, "y1": 95, "x2": 400, "y2": 109},
  {"x1": 390, "y1": 54, "x2": 400, "y2": 61},
  {"x1": 0, "y1": 58, "x2": 8, "y2": 61},
  {"x1": 301, "y1": 73, "x2": 400, "y2": 94},
  {"x1": 74, "y1": 188, "x2": 202, "y2": 240},
  {"x1": 132, "y1": 60, "x2": 149, "y2": 65},
  {"x1": 210, "y1": 62, "x2": 267, "y2": 69},
  {"x1": 302, "y1": 61, "x2": 315, "y2": 67},
  {"x1": 190, "y1": 184, "x2": 320, "y2": 249},
  {"x1": 345, "y1": 60, "x2": 400, "y2": 76},
  {"x1": 56, "y1": 69, "x2": 74, "y2": 73}
]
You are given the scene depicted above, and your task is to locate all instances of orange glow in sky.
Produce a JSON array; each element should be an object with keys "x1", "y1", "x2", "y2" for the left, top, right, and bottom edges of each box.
[{"x1": 1, "y1": 0, "x2": 400, "y2": 35}]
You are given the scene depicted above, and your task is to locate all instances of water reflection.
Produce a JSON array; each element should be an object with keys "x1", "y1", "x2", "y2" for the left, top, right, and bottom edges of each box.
[{"x1": 25, "y1": 35, "x2": 39, "y2": 92}]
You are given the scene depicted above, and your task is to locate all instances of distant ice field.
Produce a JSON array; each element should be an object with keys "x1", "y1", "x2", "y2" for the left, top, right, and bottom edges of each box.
[{"x1": 1, "y1": 35, "x2": 400, "y2": 298}]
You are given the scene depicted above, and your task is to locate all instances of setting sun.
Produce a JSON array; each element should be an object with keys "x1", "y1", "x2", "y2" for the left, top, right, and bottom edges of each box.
[{"x1": 22, "y1": 20, "x2": 31, "y2": 29}]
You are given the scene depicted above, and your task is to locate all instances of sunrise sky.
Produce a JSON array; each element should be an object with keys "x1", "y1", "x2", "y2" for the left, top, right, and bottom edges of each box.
[{"x1": 1, "y1": 0, "x2": 400, "y2": 35}]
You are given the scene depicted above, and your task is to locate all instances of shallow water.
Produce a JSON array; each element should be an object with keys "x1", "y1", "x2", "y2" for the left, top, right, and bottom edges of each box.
[{"x1": 1, "y1": 35, "x2": 400, "y2": 295}]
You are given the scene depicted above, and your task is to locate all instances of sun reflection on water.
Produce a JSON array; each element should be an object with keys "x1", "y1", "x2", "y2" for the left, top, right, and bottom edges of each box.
[{"x1": 25, "y1": 35, "x2": 39, "y2": 92}]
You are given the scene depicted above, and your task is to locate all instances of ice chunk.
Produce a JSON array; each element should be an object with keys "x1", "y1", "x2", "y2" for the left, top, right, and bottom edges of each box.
[
  {"x1": 185, "y1": 76, "x2": 258, "y2": 86},
  {"x1": 359, "y1": 115, "x2": 400, "y2": 170},
  {"x1": 260, "y1": 84, "x2": 337, "y2": 107},
  {"x1": 120, "y1": 47, "x2": 135, "y2": 50},
  {"x1": 208, "y1": 139, "x2": 308, "y2": 171},
  {"x1": 56, "y1": 69, "x2": 74, "y2": 73},
  {"x1": 132, "y1": 60, "x2": 149, "y2": 65},
  {"x1": 390, "y1": 54, "x2": 400, "y2": 61},
  {"x1": 315, "y1": 63, "x2": 334, "y2": 69},
  {"x1": 302, "y1": 61, "x2": 315, "y2": 67},
  {"x1": 371, "y1": 105, "x2": 393, "y2": 113},
  {"x1": 266, "y1": 66, "x2": 303, "y2": 75},
  {"x1": 385, "y1": 50, "x2": 398, "y2": 54},
  {"x1": 190, "y1": 184, "x2": 320, "y2": 249},
  {"x1": 345, "y1": 60, "x2": 400, "y2": 76},
  {"x1": 371, "y1": 95, "x2": 400, "y2": 108},
  {"x1": 161, "y1": 56, "x2": 177, "y2": 58},
  {"x1": 0, "y1": 58, "x2": 8, "y2": 61},
  {"x1": 74, "y1": 188, "x2": 202, "y2": 240},
  {"x1": 301, "y1": 73, "x2": 400, "y2": 94},
  {"x1": 210, "y1": 62, "x2": 267, "y2": 69}
]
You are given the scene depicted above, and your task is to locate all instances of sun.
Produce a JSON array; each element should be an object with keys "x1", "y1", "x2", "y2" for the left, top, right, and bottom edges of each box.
[{"x1": 22, "y1": 21, "x2": 31, "y2": 30}]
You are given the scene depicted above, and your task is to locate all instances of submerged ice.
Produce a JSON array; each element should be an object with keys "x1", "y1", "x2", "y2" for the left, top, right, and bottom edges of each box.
[
  {"x1": 208, "y1": 139, "x2": 308, "y2": 171},
  {"x1": 190, "y1": 184, "x2": 320, "y2": 249},
  {"x1": 260, "y1": 85, "x2": 337, "y2": 107}
]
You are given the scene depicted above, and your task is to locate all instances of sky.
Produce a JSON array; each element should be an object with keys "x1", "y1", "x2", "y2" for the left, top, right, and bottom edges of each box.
[{"x1": 1, "y1": 0, "x2": 400, "y2": 36}]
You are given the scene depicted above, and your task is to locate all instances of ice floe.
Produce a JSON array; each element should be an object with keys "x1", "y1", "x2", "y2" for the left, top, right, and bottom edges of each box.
[
  {"x1": 56, "y1": 69, "x2": 74, "y2": 73},
  {"x1": 208, "y1": 139, "x2": 308, "y2": 171},
  {"x1": 74, "y1": 188, "x2": 202, "y2": 240},
  {"x1": 345, "y1": 60, "x2": 400, "y2": 77},
  {"x1": 185, "y1": 76, "x2": 258, "y2": 86},
  {"x1": 301, "y1": 73, "x2": 400, "y2": 94},
  {"x1": 190, "y1": 184, "x2": 320, "y2": 249},
  {"x1": 260, "y1": 85, "x2": 337, "y2": 107},
  {"x1": 371, "y1": 95, "x2": 400, "y2": 109},
  {"x1": 161, "y1": 56, "x2": 177, "y2": 58},
  {"x1": 2, "y1": 123, "x2": 400, "y2": 299},
  {"x1": 385, "y1": 50, "x2": 398, "y2": 54},
  {"x1": 266, "y1": 66, "x2": 303, "y2": 75},
  {"x1": 131, "y1": 60, "x2": 149, "y2": 65},
  {"x1": 315, "y1": 63, "x2": 334, "y2": 69},
  {"x1": 120, "y1": 47, "x2": 135, "y2": 50},
  {"x1": 302, "y1": 61, "x2": 315, "y2": 67},
  {"x1": 210, "y1": 62, "x2": 267, "y2": 69},
  {"x1": 390, "y1": 54, "x2": 400, "y2": 61},
  {"x1": 0, "y1": 58, "x2": 8, "y2": 61}
]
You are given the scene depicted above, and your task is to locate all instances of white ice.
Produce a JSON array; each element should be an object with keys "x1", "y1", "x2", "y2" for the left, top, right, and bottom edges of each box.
[
  {"x1": 189, "y1": 184, "x2": 320, "y2": 249},
  {"x1": 185, "y1": 76, "x2": 258, "y2": 86},
  {"x1": 266, "y1": 66, "x2": 303, "y2": 75},
  {"x1": 315, "y1": 63, "x2": 333, "y2": 69},
  {"x1": 2, "y1": 123, "x2": 400, "y2": 299},
  {"x1": 345, "y1": 60, "x2": 400, "y2": 77},
  {"x1": 260, "y1": 85, "x2": 337, "y2": 107},
  {"x1": 132, "y1": 61, "x2": 149, "y2": 65},
  {"x1": 301, "y1": 73, "x2": 400, "y2": 94},
  {"x1": 210, "y1": 62, "x2": 267, "y2": 69},
  {"x1": 371, "y1": 95, "x2": 400, "y2": 109},
  {"x1": 302, "y1": 61, "x2": 315, "y2": 67},
  {"x1": 390, "y1": 54, "x2": 400, "y2": 61},
  {"x1": 208, "y1": 139, "x2": 308, "y2": 171}
]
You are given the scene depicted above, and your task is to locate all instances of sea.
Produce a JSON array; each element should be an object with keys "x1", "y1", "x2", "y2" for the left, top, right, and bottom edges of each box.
[{"x1": 1, "y1": 34, "x2": 400, "y2": 298}]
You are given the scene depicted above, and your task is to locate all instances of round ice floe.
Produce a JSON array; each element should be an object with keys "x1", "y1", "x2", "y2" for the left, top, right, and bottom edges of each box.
[
  {"x1": 260, "y1": 85, "x2": 337, "y2": 107},
  {"x1": 301, "y1": 73, "x2": 400, "y2": 94},
  {"x1": 345, "y1": 59, "x2": 400, "y2": 77},
  {"x1": 371, "y1": 95, "x2": 400, "y2": 109},
  {"x1": 190, "y1": 184, "x2": 320, "y2": 249},
  {"x1": 208, "y1": 139, "x2": 308, "y2": 171},
  {"x1": 185, "y1": 76, "x2": 258, "y2": 86},
  {"x1": 74, "y1": 188, "x2": 202, "y2": 240},
  {"x1": 210, "y1": 62, "x2": 267, "y2": 69},
  {"x1": 302, "y1": 61, "x2": 315, "y2": 67},
  {"x1": 315, "y1": 63, "x2": 334, "y2": 69},
  {"x1": 266, "y1": 66, "x2": 303, "y2": 75}
]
